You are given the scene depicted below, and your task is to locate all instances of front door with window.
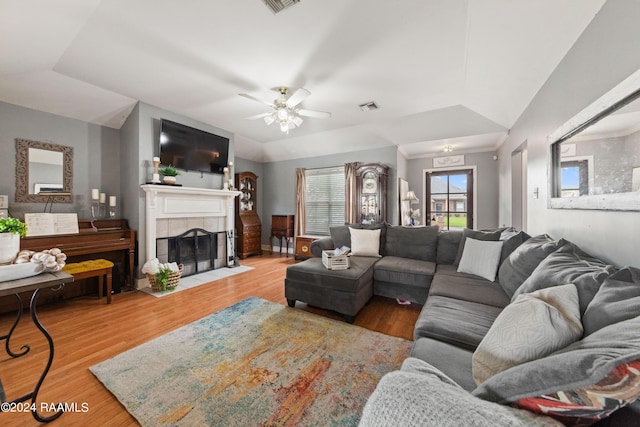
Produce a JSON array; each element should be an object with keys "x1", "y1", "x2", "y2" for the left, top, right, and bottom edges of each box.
[{"x1": 426, "y1": 169, "x2": 473, "y2": 230}]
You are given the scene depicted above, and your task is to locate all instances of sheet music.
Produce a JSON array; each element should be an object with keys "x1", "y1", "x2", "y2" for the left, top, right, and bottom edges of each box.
[{"x1": 24, "y1": 213, "x2": 79, "y2": 237}]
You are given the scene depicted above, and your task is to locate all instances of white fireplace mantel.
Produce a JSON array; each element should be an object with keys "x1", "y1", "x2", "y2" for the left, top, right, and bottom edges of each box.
[{"x1": 141, "y1": 185, "x2": 241, "y2": 266}]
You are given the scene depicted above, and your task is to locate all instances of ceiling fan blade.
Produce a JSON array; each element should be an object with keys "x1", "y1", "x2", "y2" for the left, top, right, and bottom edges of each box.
[
  {"x1": 239, "y1": 93, "x2": 274, "y2": 107},
  {"x1": 298, "y1": 109, "x2": 331, "y2": 119},
  {"x1": 285, "y1": 87, "x2": 311, "y2": 108},
  {"x1": 245, "y1": 112, "x2": 272, "y2": 120}
]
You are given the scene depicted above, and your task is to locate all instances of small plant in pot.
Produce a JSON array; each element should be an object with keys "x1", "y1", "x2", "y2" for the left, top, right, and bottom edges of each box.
[
  {"x1": 160, "y1": 165, "x2": 180, "y2": 184},
  {"x1": 154, "y1": 266, "x2": 175, "y2": 292},
  {"x1": 0, "y1": 218, "x2": 27, "y2": 265}
]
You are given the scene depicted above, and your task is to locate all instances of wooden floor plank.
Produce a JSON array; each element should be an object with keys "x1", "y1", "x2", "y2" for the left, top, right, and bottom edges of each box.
[{"x1": 0, "y1": 253, "x2": 421, "y2": 426}]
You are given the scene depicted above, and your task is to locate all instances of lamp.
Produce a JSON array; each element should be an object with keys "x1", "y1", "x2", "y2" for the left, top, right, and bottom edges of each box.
[
  {"x1": 404, "y1": 191, "x2": 420, "y2": 226},
  {"x1": 263, "y1": 105, "x2": 304, "y2": 134},
  {"x1": 404, "y1": 191, "x2": 418, "y2": 203}
]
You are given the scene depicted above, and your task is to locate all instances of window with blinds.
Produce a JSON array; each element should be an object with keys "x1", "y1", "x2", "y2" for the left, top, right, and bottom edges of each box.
[{"x1": 305, "y1": 166, "x2": 345, "y2": 235}]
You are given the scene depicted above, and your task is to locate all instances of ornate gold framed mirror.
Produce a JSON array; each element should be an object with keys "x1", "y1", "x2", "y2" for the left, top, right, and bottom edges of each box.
[{"x1": 15, "y1": 139, "x2": 73, "y2": 203}]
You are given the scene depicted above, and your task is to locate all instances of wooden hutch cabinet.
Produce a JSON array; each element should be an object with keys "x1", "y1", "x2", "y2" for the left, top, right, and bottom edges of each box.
[
  {"x1": 356, "y1": 163, "x2": 389, "y2": 225},
  {"x1": 235, "y1": 172, "x2": 262, "y2": 259}
]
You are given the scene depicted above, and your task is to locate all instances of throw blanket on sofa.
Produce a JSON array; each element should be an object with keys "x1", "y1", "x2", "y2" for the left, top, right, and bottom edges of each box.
[{"x1": 359, "y1": 358, "x2": 562, "y2": 427}]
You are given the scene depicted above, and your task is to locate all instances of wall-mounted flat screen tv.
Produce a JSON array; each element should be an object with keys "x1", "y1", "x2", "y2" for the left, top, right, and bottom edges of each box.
[{"x1": 159, "y1": 119, "x2": 229, "y2": 174}]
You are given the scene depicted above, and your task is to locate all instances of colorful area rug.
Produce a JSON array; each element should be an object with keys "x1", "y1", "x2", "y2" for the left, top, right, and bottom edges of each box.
[{"x1": 90, "y1": 297, "x2": 411, "y2": 426}]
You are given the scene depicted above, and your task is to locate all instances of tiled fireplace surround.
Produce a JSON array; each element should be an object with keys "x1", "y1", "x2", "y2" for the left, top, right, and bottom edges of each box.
[{"x1": 141, "y1": 185, "x2": 241, "y2": 287}]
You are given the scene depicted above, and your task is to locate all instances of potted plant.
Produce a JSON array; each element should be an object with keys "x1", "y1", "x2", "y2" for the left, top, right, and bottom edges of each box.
[
  {"x1": 0, "y1": 218, "x2": 27, "y2": 265},
  {"x1": 154, "y1": 266, "x2": 174, "y2": 292},
  {"x1": 160, "y1": 165, "x2": 180, "y2": 184}
]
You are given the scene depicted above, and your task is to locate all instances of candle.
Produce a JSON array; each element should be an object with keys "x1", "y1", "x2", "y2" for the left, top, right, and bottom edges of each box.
[
  {"x1": 153, "y1": 157, "x2": 160, "y2": 162},
  {"x1": 109, "y1": 196, "x2": 116, "y2": 206},
  {"x1": 91, "y1": 189, "x2": 99, "y2": 200},
  {"x1": 100, "y1": 192, "x2": 106, "y2": 203}
]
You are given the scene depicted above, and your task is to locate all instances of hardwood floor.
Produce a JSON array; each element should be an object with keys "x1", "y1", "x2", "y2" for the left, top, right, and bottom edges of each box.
[{"x1": 0, "y1": 253, "x2": 421, "y2": 426}]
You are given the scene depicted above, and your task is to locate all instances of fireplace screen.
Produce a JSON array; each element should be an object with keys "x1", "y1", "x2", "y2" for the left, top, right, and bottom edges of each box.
[{"x1": 156, "y1": 228, "x2": 221, "y2": 277}]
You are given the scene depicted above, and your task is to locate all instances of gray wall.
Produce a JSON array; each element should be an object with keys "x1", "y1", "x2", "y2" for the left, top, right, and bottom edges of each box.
[
  {"x1": 498, "y1": 0, "x2": 640, "y2": 266},
  {"x1": 406, "y1": 151, "x2": 500, "y2": 230},
  {"x1": 260, "y1": 146, "x2": 399, "y2": 245},
  {"x1": 0, "y1": 101, "x2": 120, "y2": 219}
]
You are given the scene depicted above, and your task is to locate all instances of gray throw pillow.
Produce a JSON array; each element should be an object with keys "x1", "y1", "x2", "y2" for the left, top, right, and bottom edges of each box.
[
  {"x1": 453, "y1": 228, "x2": 502, "y2": 265},
  {"x1": 499, "y1": 231, "x2": 531, "y2": 265},
  {"x1": 329, "y1": 225, "x2": 353, "y2": 249},
  {"x1": 383, "y1": 225, "x2": 439, "y2": 262},
  {"x1": 582, "y1": 266, "x2": 640, "y2": 336},
  {"x1": 497, "y1": 234, "x2": 566, "y2": 297},
  {"x1": 436, "y1": 230, "x2": 463, "y2": 264},
  {"x1": 512, "y1": 243, "x2": 617, "y2": 315}
]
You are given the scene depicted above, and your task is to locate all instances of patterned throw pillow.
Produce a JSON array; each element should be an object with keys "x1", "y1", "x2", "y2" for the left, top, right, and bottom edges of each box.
[
  {"x1": 472, "y1": 284, "x2": 583, "y2": 385},
  {"x1": 515, "y1": 360, "x2": 640, "y2": 427}
]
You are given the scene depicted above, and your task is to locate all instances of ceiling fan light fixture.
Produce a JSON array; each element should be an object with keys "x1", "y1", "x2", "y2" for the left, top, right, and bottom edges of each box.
[
  {"x1": 264, "y1": 115, "x2": 275, "y2": 125},
  {"x1": 277, "y1": 107, "x2": 289, "y2": 121},
  {"x1": 240, "y1": 86, "x2": 330, "y2": 133}
]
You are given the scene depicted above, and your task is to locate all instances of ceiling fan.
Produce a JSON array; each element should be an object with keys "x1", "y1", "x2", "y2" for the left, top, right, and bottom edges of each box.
[{"x1": 239, "y1": 87, "x2": 331, "y2": 133}]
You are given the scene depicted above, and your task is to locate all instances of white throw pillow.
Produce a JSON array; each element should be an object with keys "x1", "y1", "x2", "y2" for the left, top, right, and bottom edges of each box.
[
  {"x1": 472, "y1": 283, "x2": 583, "y2": 385},
  {"x1": 457, "y1": 238, "x2": 504, "y2": 281},
  {"x1": 349, "y1": 227, "x2": 381, "y2": 257}
]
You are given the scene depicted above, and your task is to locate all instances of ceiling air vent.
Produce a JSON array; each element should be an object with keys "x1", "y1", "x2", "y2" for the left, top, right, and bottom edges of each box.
[
  {"x1": 263, "y1": 0, "x2": 300, "y2": 14},
  {"x1": 359, "y1": 101, "x2": 379, "y2": 111}
]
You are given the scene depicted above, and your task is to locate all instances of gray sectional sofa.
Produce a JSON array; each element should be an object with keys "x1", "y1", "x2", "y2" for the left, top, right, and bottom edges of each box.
[{"x1": 285, "y1": 224, "x2": 640, "y2": 426}]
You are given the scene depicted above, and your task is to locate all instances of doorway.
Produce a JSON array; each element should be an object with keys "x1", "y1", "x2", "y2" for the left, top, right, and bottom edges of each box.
[{"x1": 425, "y1": 168, "x2": 475, "y2": 230}]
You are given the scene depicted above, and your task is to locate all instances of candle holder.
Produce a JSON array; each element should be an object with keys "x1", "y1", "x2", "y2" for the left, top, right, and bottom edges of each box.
[
  {"x1": 228, "y1": 162, "x2": 234, "y2": 190},
  {"x1": 109, "y1": 206, "x2": 117, "y2": 218},
  {"x1": 223, "y1": 167, "x2": 229, "y2": 190},
  {"x1": 152, "y1": 157, "x2": 161, "y2": 183},
  {"x1": 91, "y1": 200, "x2": 100, "y2": 219}
]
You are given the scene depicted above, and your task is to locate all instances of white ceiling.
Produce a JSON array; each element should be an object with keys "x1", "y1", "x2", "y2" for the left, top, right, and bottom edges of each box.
[{"x1": 0, "y1": 0, "x2": 606, "y2": 162}]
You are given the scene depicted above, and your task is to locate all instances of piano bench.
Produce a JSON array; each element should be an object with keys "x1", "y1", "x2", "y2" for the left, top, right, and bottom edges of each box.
[{"x1": 62, "y1": 259, "x2": 114, "y2": 304}]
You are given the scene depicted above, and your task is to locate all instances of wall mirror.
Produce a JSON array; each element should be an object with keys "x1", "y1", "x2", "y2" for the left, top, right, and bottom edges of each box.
[
  {"x1": 15, "y1": 139, "x2": 73, "y2": 203},
  {"x1": 549, "y1": 70, "x2": 640, "y2": 211}
]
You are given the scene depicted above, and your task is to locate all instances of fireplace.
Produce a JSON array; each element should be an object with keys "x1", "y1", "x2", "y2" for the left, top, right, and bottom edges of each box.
[
  {"x1": 157, "y1": 228, "x2": 224, "y2": 277},
  {"x1": 141, "y1": 185, "x2": 241, "y2": 287}
]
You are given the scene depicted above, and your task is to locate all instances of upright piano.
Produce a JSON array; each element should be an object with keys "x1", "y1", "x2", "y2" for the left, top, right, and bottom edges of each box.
[{"x1": 20, "y1": 218, "x2": 136, "y2": 291}]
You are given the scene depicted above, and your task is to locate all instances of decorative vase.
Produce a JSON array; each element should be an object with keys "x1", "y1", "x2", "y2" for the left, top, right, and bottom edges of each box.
[
  {"x1": 163, "y1": 176, "x2": 176, "y2": 184},
  {"x1": 0, "y1": 233, "x2": 20, "y2": 265}
]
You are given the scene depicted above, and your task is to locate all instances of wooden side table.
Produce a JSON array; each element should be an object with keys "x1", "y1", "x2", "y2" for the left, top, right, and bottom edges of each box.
[
  {"x1": 295, "y1": 235, "x2": 318, "y2": 260},
  {"x1": 270, "y1": 215, "x2": 294, "y2": 256}
]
